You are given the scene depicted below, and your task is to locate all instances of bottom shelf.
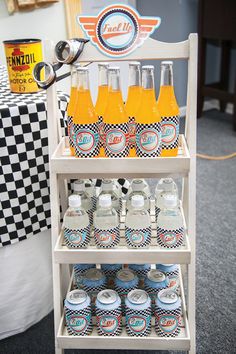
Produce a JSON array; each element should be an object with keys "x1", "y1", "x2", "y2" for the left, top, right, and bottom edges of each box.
[{"x1": 56, "y1": 267, "x2": 190, "y2": 351}]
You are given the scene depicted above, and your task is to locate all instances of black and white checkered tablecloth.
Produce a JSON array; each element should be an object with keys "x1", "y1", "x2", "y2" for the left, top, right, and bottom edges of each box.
[{"x1": 0, "y1": 65, "x2": 69, "y2": 247}]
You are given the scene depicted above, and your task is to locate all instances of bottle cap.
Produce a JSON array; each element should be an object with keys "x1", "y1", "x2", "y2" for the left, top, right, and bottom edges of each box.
[
  {"x1": 68, "y1": 195, "x2": 81, "y2": 208},
  {"x1": 108, "y1": 66, "x2": 120, "y2": 72},
  {"x1": 161, "y1": 60, "x2": 173, "y2": 66},
  {"x1": 142, "y1": 65, "x2": 154, "y2": 71},
  {"x1": 66, "y1": 289, "x2": 88, "y2": 305},
  {"x1": 97, "y1": 290, "x2": 118, "y2": 305},
  {"x1": 77, "y1": 66, "x2": 88, "y2": 72},
  {"x1": 99, "y1": 194, "x2": 112, "y2": 208},
  {"x1": 161, "y1": 178, "x2": 174, "y2": 191},
  {"x1": 163, "y1": 194, "x2": 177, "y2": 208},
  {"x1": 102, "y1": 179, "x2": 113, "y2": 191},
  {"x1": 74, "y1": 180, "x2": 85, "y2": 192},
  {"x1": 98, "y1": 62, "x2": 109, "y2": 68},
  {"x1": 129, "y1": 61, "x2": 141, "y2": 67},
  {"x1": 132, "y1": 179, "x2": 145, "y2": 191},
  {"x1": 131, "y1": 195, "x2": 144, "y2": 208}
]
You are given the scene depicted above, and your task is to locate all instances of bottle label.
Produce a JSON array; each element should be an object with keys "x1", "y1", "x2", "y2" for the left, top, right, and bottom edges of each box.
[
  {"x1": 125, "y1": 226, "x2": 151, "y2": 248},
  {"x1": 136, "y1": 122, "x2": 162, "y2": 157},
  {"x1": 74, "y1": 123, "x2": 99, "y2": 158},
  {"x1": 129, "y1": 116, "x2": 136, "y2": 148},
  {"x1": 94, "y1": 226, "x2": 120, "y2": 248},
  {"x1": 126, "y1": 314, "x2": 151, "y2": 334},
  {"x1": 64, "y1": 225, "x2": 90, "y2": 248},
  {"x1": 161, "y1": 116, "x2": 179, "y2": 150},
  {"x1": 157, "y1": 227, "x2": 184, "y2": 248},
  {"x1": 66, "y1": 314, "x2": 90, "y2": 334},
  {"x1": 67, "y1": 115, "x2": 75, "y2": 148},
  {"x1": 104, "y1": 122, "x2": 129, "y2": 158}
]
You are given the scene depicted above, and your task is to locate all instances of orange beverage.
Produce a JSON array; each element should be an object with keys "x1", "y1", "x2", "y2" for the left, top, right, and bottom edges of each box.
[
  {"x1": 136, "y1": 65, "x2": 162, "y2": 157},
  {"x1": 103, "y1": 66, "x2": 129, "y2": 158},
  {"x1": 95, "y1": 63, "x2": 109, "y2": 157},
  {"x1": 125, "y1": 62, "x2": 142, "y2": 157},
  {"x1": 67, "y1": 65, "x2": 78, "y2": 156},
  {"x1": 73, "y1": 67, "x2": 99, "y2": 158},
  {"x1": 157, "y1": 61, "x2": 180, "y2": 157}
]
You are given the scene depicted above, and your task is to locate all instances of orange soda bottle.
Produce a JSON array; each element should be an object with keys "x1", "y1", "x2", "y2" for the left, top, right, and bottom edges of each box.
[
  {"x1": 95, "y1": 62, "x2": 109, "y2": 157},
  {"x1": 73, "y1": 67, "x2": 99, "y2": 158},
  {"x1": 135, "y1": 65, "x2": 162, "y2": 157},
  {"x1": 157, "y1": 61, "x2": 180, "y2": 157},
  {"x1": 67, "y1": 65, "x2": 78, "y2": 156},
  {"x1": 125, "y1": 62, "x2": 142, "y2": 157},
  {"x1": 103, "y1": 66, "x2": 130, "y2": 158}
]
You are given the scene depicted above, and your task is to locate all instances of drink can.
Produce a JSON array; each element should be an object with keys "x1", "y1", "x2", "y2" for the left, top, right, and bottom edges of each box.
[
  {"x1": 4, "y1": 39, "x2": 43, "y2": 93},
  {"x1": 144, "y1": 270, "x2": 169, "y2": 311},
  {"x1": 154, "y1": 289, "x2": 181, "y2": 337},
  {"x1": 73, "y1": 264, "x2": 96, "y2": 288},
  {"x1": 114, "y1": 269, "x2": 139, "y2": 312},
  {"x1": 125, "y1": 289, "x2": 151, "y2": 337},
  {"x1": 129, "y1": 264, "x2": 151, "y2": 287},
  {"x1": 96, "y1": 290, "x2": 122, "y2": 336},
  {"x1": 81, "y1": 268, "x2": 107, "y2": 313},
  {"x1": 101, "y1": 264, "x2": 122, "y2": 288},
  {"x1": 156, "y1": 264, "x2": 179, "y2": 292},
  {"x1": 64, "y1": 289, "x2": 92, "y2": 336}
]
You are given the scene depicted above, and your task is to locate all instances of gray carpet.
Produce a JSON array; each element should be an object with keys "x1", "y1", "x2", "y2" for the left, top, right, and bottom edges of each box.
[{"x1": 0, "y1": 109, "x2": 236, "y2": 354}]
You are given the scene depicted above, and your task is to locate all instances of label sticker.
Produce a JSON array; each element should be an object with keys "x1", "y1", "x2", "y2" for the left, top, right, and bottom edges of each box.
[
  {"x1": 67, "y1": 315, "x2": 88, "y2": 333},
  {"x1": 106, "y1": 129, "x2": 126, "y2": 153},
  {"x1": 78, "y1": 5, "x2": 161, "y2": 57},
  {"x1": 125, "y1": 226, "x2": 151, "y2": 247},
  {"x1": 136, "y1": 122, "x2": 162, "y2": 157},
  {"x1": 161, "y1": 116, "x2": 179, "y2": 150},
  {"x1": 159, "y1": 314, "x2": 179, "y2": 333},
  {"x1": 127, "y1": 315, "x2": 148, "y2": 333},
  {"x1": 99, "y1": 315, "x2": 119, "y2": 333},
  {"x1": 94, "y1": 226, "x2": 120, "y2": 248}
]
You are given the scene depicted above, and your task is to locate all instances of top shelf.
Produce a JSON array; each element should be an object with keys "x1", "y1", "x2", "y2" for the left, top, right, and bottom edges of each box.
[{"x1": 51, "y1": 135, "x2": 190, "y2": 178}]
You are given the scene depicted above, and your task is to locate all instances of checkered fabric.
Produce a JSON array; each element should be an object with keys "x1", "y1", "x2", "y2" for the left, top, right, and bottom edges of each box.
[
  {"x1": 68, "y1": 115, "x2": 74, "y2": 148},
  {"x1": 125, "y1": 307, "x2": 152, "y2": 337},
  {"x1": 136, "y1": 122, "x2": 162, "y2": 157},
  {"x1": 0, "y1": 65, "x2": 69, "y2": 248},
  {"x1": 161, "y1": 115, "x2": 179, "y2": 150},
  {"x1": 125, "y1": 226, "x2": 151, "y2": 248},
  {"x1": 96, "y1": 306, "x2": 122, "y2": 336},
  {"x1": 74, "y1": 122, "x2": 99, "y2": 158},
  {"x1": 154, "y1": 306, "x2": 181, "y2": 337},
  {"x1": 104, "y1": 122, "x2": 130, "y2": 158},
  {"x1": 64, "y1": 225, "x2": 91, "y2": 249},
  {"x1": 94, "y1": 225, "x2": 120, "y2": 248},
  {"x1": 157, "y1": 226, "x2": 184, "y2": 248},
  {"x1": 65, "y1": 306, "x2": 92, "y2": 336}
]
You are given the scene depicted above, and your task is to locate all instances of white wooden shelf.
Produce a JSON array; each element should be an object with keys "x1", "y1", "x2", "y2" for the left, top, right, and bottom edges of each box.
[
  {"x1": 57, "y1": 267, "x2": 190, "y2": 351},
  {"x1": 51, "y1": 135, "x2": 190, "y2": 178}
]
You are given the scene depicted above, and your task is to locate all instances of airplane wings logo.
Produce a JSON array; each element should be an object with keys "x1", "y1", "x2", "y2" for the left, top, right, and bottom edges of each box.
[{"x1": 77, "y1": 4, "x2": 161, "y2": 57}]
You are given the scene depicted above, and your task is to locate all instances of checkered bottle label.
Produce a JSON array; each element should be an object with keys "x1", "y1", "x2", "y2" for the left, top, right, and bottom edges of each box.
[
  {"x1": 96, "y1": 306, "x2": 122, "y2": 336},
  {"x1": 136, "y1": 122, "x2": 162, "y2": 157},
  {"x1": 98, "y1": 115, "x2": 105, "y2": 148},
  {"x1": 67, "y1": 115, "x2": 74, "y2": 148},
  {"x1": 157, "y1": 227, "x2": 184, "y2": 248},
  {"x1": 125, "y1": 226, "x2": 151, "y2": 248},
  {"x1": 104, "y1": 122, "x2": 129, "y2": 158},
  {"x1": 65, "y1": 306, "x2": 92, "y2": 336},
  {"x1": 94, "y1": 225, "x2": 120, "y2": 248},
  {"x1": 74, "y1": 122, "x2": 99, "y2": 158},
  {"x1": 154, "y1": 305, "x2": 181, "y2": 337},
  {"x1": 161, "y1": 115, "x2": 179, "y2": 150},
  {"x1": 129, "y1": 116, "x2": 136, "y2": 148},
  {"x1": 64, "y1": 225, "x2": 90, "y2": 249},
  {"x1": 125, "y1": 307, "x2": 152, "y2": 337}
]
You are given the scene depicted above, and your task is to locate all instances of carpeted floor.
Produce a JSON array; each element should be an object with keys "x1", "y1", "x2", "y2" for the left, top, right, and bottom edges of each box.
[{"x1": 0, "y1": 109, "x2": 236, "y2": 354}]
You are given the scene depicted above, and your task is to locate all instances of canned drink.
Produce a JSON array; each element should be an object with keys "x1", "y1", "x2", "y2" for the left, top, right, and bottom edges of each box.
[
  {"x1": 4, "y1": 39, "x2": 43, "y2": 93},
  {"x1": 125, "y1": 289, "x2": 151, "y2": 337},
  {"x1": 96, "y1": 290, "x2": 122, "y2": 336},
  {"x1": 156, "y1": 264, "x2": 180, "y2": 292},
  {"x1": 144, "y1": 270, "x2": 169, "y2": 311},
  {"x1": 81, "y1": 268, "x2": 107, "y2": 313},
  {"x1": 114, "y1": 269, "x2": 139, "y2": 312},
  {"x1": 155, "y1": 289, "x2": 181, "y2": 337},
  {"x1": 73, "y1": 264, "x2": 96, "y2": 288},
  {"x1": 129, "y1": 264, "x2": 151, "y2": 287},
  {"x1": 101, "y1": 264, "x2": 122, "y2": 288},
  {"x1": 64, "y1": 289, "x2": 92, "y2": 336}
]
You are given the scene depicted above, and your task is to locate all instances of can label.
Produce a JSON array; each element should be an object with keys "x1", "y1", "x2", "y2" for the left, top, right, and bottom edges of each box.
[
  {"x1": 125, "y1": 308, "x2": 152, "y2": 337},
  {"x1": 125, "y1": 226, "x2": 151, "y2": 248},
  {"x1": 94, "y1": 226, "x2": 120, "y2": 248},
  {"x1": 136, "y1": 122, "x2": 162, "y2": 157},
  {"x1": 4, "y1": 40, "x2": 43, "y2": 93},
  {"x1": 74, "y1": 123, "x2": 99, "y2": 158},
  {"x1": 65, "y1": 307, "x2": 92, "y2": 336},
  {"x1": 64, "y1": 225, "x2": 90, "y2": 248},
  {"x1": 96, "y1": 308, "x2": 122, "y2": 336},
  {"x1": 157, "y1": 227, "x2": 184, "y2": 248},
  {"x1": 161, "y1": 116, "x2": 179, "y2": 150},
  {"x1": 129, "y1": 116, "x2": 136, "y2": 148},
  {"x1": 104, "y1": 122, "x2": 129, "y2": 158},
  {"x1": 155, "y1": 306, "x2": 181, "y2": 337},
  {"x1": 99, "y1": 315, "x2": 119, "y2": 333}
]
